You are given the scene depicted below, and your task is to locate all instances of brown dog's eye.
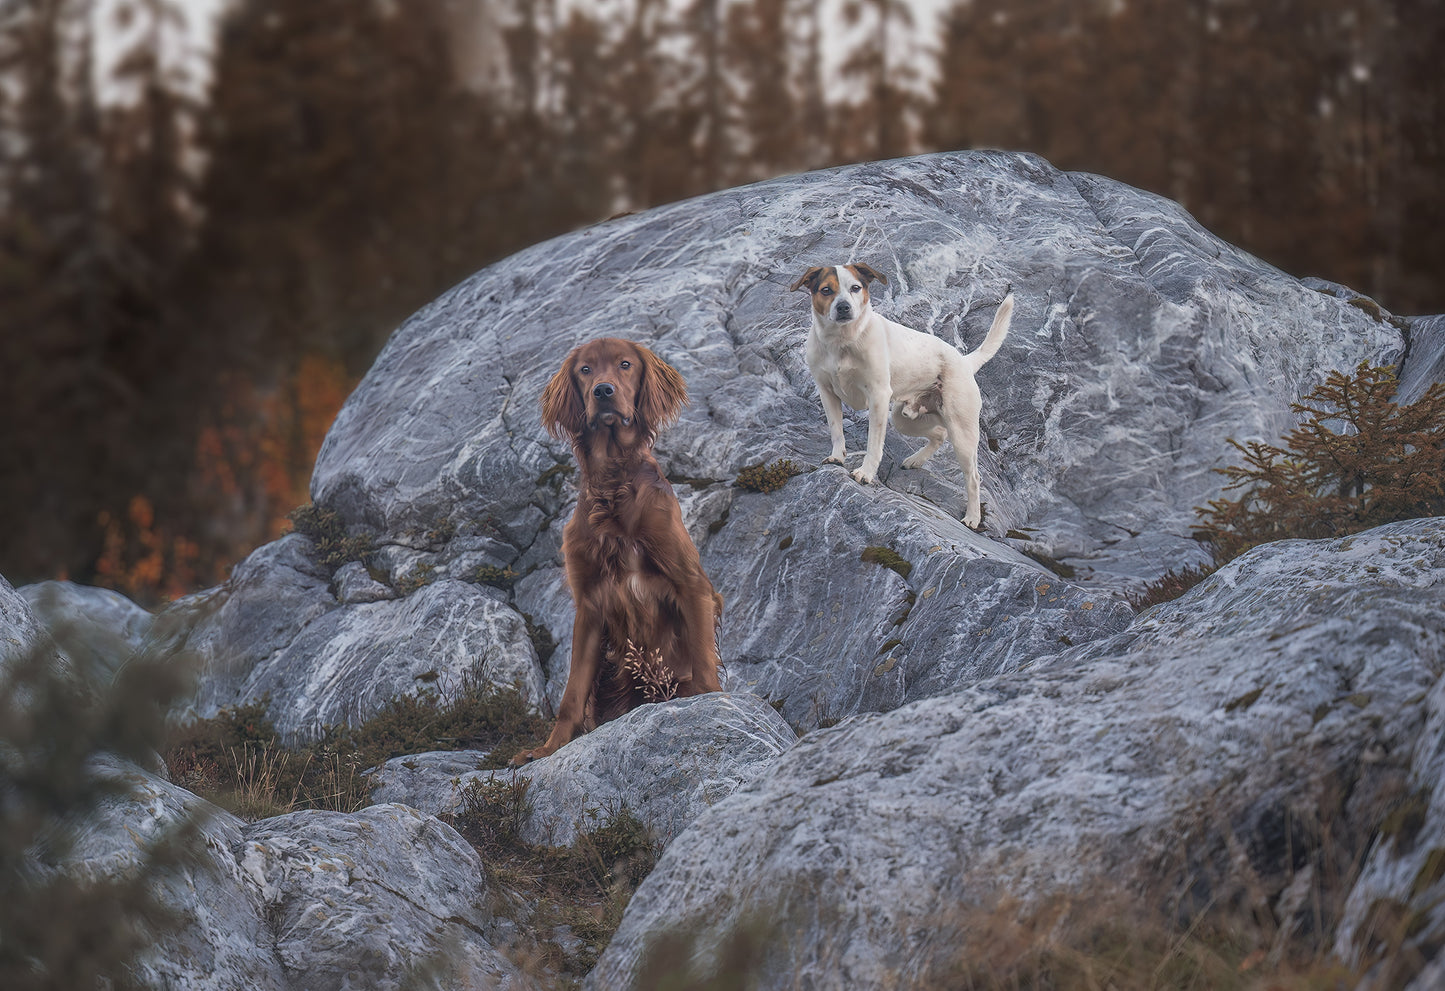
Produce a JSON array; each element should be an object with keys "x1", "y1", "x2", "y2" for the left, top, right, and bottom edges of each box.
[
  {"x1": 620, "y1": 360, "x2": 631, "y2": 369},
  {"x1": 850, "y1": 285, "x2": 862, "y2": 293},
  {"x1": 820, "y1": 287, "x2": 833, "y2": 296},
  {"x1": 579, "y1": 365, "x2": 591, "y2": 375}
]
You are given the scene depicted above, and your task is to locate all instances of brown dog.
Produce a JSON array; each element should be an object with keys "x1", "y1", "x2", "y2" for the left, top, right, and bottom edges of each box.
[{"x1": 512, "y1": 338, "x2": 723, "y2": 764}]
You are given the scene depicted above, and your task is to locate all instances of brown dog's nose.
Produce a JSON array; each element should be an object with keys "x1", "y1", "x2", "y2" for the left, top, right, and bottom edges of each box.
[{"x1": 593, "y1": 382, "x2": 615, "y2": 399}]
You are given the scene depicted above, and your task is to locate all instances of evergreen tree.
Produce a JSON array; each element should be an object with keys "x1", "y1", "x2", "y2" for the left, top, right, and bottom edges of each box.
[
  {"x1": 0, "y1": 0, "x2": 193, "y2": 586},
  {"x1": 724, "y1": 0, "x2": 802, "y2": 181}
]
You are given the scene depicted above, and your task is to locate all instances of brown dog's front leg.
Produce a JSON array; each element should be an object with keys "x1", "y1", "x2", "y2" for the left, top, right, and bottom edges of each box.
[
  {"x1": 511, "y1": 610, "x2": 602, "y2": 765},
  {"x1": 674, "y1": 586, "x2": 722, "y2": 696}
]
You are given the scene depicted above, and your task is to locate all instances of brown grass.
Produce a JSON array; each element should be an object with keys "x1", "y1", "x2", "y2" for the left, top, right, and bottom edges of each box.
[
  {"x1": 444, "y1": 777, "x2": 660, "y2": 986},
  {"x1": 163, "y1": 678, "x2": 550, "y2": 820},
  {"x1": 1128, "y1": 562, "x2": 1219, "y2": 611}
]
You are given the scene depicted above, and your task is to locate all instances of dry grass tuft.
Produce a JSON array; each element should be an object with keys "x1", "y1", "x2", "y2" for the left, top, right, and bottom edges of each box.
[
  {"x1": 622, "y1": 639, "x2": 679, "y2": 703},
  {"x1": 445, "y1": 778, "x2": 660, "y2": 985},
  {"x1": 163, "y1": 677, "x2": 550, "y2": 820}
]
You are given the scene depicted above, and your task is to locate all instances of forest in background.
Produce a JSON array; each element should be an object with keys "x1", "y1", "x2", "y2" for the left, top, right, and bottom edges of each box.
[{"x1": 1, "y1": 0, "x2": 1441, "y2": 602}]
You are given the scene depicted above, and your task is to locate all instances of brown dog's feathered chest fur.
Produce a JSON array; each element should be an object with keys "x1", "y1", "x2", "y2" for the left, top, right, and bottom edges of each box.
[
  {"x1": 579, "y1": 456, "x2": 656, "y2": 577},
  {"x1": 571, "y1": 436, "x2": 673, "y2": 583},
  {"x1": 569, "y1": 445, "x2": 687, "y2": 624}
]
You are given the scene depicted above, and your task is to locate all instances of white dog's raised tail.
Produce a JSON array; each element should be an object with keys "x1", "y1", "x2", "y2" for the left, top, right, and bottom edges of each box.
[{"x1": 962, "y1": 293, "x2": 1014, "y2": 374}]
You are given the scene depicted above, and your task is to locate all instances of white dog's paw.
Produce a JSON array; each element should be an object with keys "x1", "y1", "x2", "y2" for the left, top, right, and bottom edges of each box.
[
  {"x1": 963, "y1": 511, "x2": 981, "y2": 529},
  {"x1": 901, "y1": 452, "x2": 929, "y2": 470},
  {"x1": 851, "y1": 467, "x2": 876, "y2": 485},
  {"x1": 823, "y1": 453, "x2": 847, "y2": 466}
]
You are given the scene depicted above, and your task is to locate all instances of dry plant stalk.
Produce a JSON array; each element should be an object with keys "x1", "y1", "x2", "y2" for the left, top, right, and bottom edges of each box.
[{"x1": 621, "y1": 639, "x2": 678, "y2": 704}]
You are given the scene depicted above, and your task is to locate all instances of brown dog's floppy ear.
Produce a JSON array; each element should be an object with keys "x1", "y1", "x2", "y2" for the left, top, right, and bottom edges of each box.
[
  {"x1": 540, "y1": 348, "x2": 586, "y2": 439},
  {"x1": 634, "y1": 344, "x2": 688, "y2": 439},
  {"x1": 849, "y1": 263, "x2": 887, "y2": 287},
  {"x1": 789, "y1": 267, "x2": 825, "y2": 293}
]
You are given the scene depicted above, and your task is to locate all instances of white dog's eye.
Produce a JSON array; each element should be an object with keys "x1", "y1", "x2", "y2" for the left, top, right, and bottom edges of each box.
[{"x1": 620, "y1": 360, "x2": 631, "y2": 369}]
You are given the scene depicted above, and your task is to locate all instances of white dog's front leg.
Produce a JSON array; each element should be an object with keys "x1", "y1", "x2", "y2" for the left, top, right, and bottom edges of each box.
[
  {"x1": 852, "y1": 396, "x2": 890, "y2": 484},
  {"x1": 818, "y1": 385, "x2": 848, "y2": 466}
]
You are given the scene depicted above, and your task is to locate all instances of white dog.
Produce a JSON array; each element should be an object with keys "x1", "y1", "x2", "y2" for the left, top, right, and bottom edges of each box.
[{"x1": 789, "y1": 263, "x2": 1014, "y2": 529}]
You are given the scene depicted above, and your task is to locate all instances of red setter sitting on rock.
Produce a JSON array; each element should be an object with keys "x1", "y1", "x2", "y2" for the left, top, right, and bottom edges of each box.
[{"x1": 512, "y1": 338, "x2": 723, "y2": 764}]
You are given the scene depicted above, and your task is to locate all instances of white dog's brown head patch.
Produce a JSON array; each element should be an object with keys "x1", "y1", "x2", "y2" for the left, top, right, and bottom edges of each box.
[{"x1": 790, "y1": 264, "x2": 887, "y2": 324}]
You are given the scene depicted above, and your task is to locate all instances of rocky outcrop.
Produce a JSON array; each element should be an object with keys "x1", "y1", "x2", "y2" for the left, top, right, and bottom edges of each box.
[
  {"x1": 152, "y1": 150, "x2": 1411, "y2": 739},
  {"x1": 19, "y1": 580, "x2": 153, "y2": 680},
  {"x1": 236, "y1": 804, "x2": 518, "y2": 990},
  {"x1": 2, "y1": 579, "x2": 526, "y2": 990},
  {"x1": 590, "y1": 517, "x2": 1445, "y2": 988},
  {"x1": 152, "y1": 536, "x2": 547, "y2": 740},
  {"x1": 1399, "y1": 312, "x2": 1445, "y2": 406},
  {"x1": 2, "y1": 574, "x2": 58, "y2": 659},
  {"x1": 75, "y1": 767, "x2": 525, "y2": 990},
  {"x1": 371, "y1": 692, "x2": 798, "y2": 845},
  {"x1": 7, "y1": 151, "x2": 1445, "y2": 988}
]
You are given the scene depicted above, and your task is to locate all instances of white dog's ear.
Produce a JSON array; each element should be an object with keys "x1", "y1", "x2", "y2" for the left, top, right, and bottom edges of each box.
[
  {"x1": 789, "y1": 267, "x2": 825, "y2": 293},
  {"x1": 849, "y1": 263, "x2": 887, "y2": 287}
]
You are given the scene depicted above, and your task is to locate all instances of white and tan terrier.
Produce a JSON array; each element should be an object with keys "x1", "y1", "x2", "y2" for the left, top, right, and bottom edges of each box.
[{"x1": 790, "y1": 263, "x2": 1014, "y2": 529}]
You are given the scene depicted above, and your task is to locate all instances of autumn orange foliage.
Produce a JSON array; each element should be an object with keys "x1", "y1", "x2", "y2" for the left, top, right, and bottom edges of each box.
[
  {"x1": 93, "y1": 495, "x2": 201, "y2": 605},
  {"x1": 95, "y1": 355, "x2": 353, "y2": 606}
]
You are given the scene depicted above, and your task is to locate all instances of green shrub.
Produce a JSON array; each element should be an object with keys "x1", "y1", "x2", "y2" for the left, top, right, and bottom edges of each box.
[
  {"x1": 860, "y1": 544, "x2": 913, "y2": 580},
  {"x1": 285, "y1": 502, "x2": 374, "y2": 572},
  {"x1": 1127, "y1": 563, "x2": 1219, "y2": 611},
  {"x1": 394, "y1": 561, "x2": 437, "y2": 595},
  {"x1": 1195, "y1": 364, "x2": 1445, "y2": 564},
  {"x1": 1, "y1": 640, "x2": 197, "y2": 990},
  {"x1": 469, "y1": 564, "x2": 519, "y2": 590},
  {"x1": 444, "y1": 781, "x2": 659, "y2": 980}
]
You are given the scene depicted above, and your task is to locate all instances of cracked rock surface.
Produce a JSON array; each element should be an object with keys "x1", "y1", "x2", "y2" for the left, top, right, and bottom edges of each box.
[
  {"x1": 370, "y1": 692, "x2": 798, "y2": 846},
  {"x1": 589, "y1": 519, "x2": 1445, "y2": 989},
  {"x1": 7, "y1": 151, "x2": 1445, "y2": 989},
  {"x1": 143, "y1": 150, "x2": 1425, "y2": 740}
]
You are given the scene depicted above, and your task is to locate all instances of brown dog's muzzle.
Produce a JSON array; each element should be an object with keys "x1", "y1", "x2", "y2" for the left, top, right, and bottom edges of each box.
[{"x1": 587, "y1": 380, "x2": 634, "y2": 428}]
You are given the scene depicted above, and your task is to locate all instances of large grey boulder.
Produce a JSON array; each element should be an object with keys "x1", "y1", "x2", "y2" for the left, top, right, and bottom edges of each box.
[
  {"x1": 233, "y1": 577, "x2": 545, "y2": 742},
  {"x1": 1, "y1": 573, "x2": 61, "y2": 677},
  {"x1": 237, "y1": 803, "x2": 521, "y2": 990},
  {"x1": 3, "y1": 581, "x2": 526, "y2": 989},
  {"x1": 150, "y1": 149, "x2": 1417, "y2": 740},
  {"x1": 57, "y1": 759, "x2": 291, "y2": 991},
  {"x1": 56, "y1": 760, "x2": 526, "y2": 990},
  {"x1": 1399, "y1": 312, "x2": 1445, "y2": 405},
  {"x1": 312, "y1": 151, "x2": 1403, "y2": 586},
  {"x1": 18, "y1": 580, "x2": 153, "y2": 680},
  {"x1": 152, "y1": 536, "x2": 547, "y2": 742},
  {"x1": 371, "y1": 692, "x2": 798, "y2": 846},
  {"x1": 589, "y1": 518, "x2": 1445, "y2": 989},
  {"x1": 698, "y1": 469, "x2": 1131, "y2": 730}
]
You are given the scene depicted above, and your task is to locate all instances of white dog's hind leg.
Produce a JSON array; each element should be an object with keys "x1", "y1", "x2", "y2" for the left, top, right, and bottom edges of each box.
[
  {"x1": 903, "y1": 434, "x2": 945, "y2": 469},
  {"x1": 893, "y1": 407, "x2": 946, "y2": 469},
  {"x1": 941, "y1": 408, "x2": 984, "y2": 528}
]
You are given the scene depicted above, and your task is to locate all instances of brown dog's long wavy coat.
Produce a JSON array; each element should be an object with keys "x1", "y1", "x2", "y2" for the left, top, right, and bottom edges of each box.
[{"x1": 512, "y1": 338, "x2": 723, "y2": 764}]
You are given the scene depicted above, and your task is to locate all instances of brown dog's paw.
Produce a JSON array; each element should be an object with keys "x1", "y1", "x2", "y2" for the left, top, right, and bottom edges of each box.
[{"x1": 508, "y1": 749, "x2": 538, "y2": 767}]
